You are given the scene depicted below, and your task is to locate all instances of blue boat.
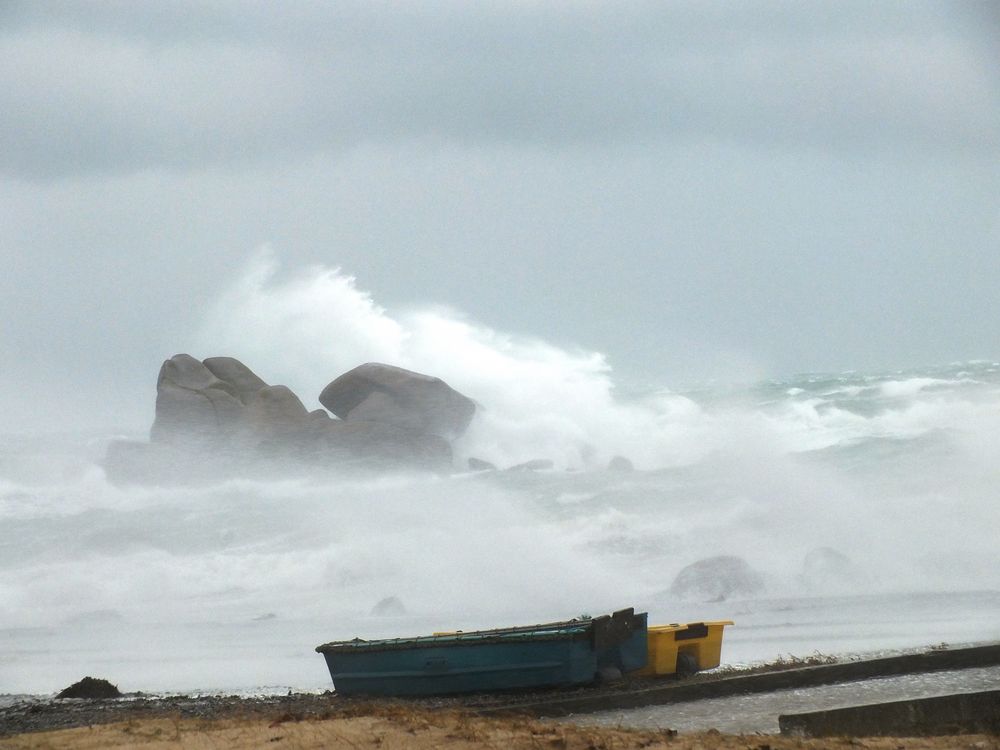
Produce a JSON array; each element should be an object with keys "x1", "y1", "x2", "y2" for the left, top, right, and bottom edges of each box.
[{"x1": 316, "y1": 608, "x2": 647, "y2": 696}]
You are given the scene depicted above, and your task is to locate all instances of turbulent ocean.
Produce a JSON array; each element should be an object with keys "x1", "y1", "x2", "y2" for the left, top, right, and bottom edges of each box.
[{"x1": 1, "y1": 264, "x2": 998, "y2": 699}]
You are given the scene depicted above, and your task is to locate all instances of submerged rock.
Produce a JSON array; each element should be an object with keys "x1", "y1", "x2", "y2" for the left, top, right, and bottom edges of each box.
[
  {"x1": 506, "y1": 459, "x2": 554, "y2": 472},
  {"x1": 800, "y1": 546, "x2": 862, "y2": 590},
  {"x1": 319, "y1": 363, "x2": 476, "y2": 440},
  {"x1": 669, "y1": 555, "x2": 765, "y2": 601},
  {"x1": 468, "y1": 457, "x2": 497, "y2": 471},
  {"x1": 56, "y1": 677, "x2": 122, "y2": 700},
  {"x1": 310, "y1": 419, "x2": 453, "y2": 469},
  {"x1": 607, "y1": 455, "x2": 634, "y2": 472}
]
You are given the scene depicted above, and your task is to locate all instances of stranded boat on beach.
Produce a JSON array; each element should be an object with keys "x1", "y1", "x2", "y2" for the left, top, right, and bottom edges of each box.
[
  {"x1": 316, "y1": 608, "x2": 647, "y2": 696},
  {"x1": 316, "y1": 609, "x2": 732, "y2": 696}
]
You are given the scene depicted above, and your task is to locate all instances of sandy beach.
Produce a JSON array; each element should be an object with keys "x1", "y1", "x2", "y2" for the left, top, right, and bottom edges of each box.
[{"x1": 2, "y1": 698, "x2": 997, "y2": 750}]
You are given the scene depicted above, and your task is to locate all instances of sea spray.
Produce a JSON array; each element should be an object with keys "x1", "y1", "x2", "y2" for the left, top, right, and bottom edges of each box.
[
  {"x1": 1, "y1": 256, "x2": 999, "y2": 694},
  {"x1": 196, "y1": 251, "x2": 741, "y2": 470}
]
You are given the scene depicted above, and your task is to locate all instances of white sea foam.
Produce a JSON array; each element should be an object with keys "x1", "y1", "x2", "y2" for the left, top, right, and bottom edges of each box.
[{"x1": 879, "y1": 377, "x2": 957, "y2": 398}]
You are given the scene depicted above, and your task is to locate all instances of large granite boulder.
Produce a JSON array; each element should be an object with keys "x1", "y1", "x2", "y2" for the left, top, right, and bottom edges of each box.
[
  {"x1": 319, "y1": 363, "x2": 475, "y2": 439},
  {"x1": 308, "y1": 418, "x2": 452, "y2": 469},
  {"x1": 152, "y1": 355, "x2": 312, "y2": 447},
  {"x1": 150, "y1": 354, "x2": 245, "y2": 444},
  {"x1": 203, "y1": 356, "x2": 268, "y2": 403},
  {"x1": 111, "y1": 355, "x2": 462, "y2": 483},
  {"x1": 669, "y1": 555, "x2": 765, "y2": 601},
  {"x1": 242, "y1": 385, "x2": 310, "y2": 438}
]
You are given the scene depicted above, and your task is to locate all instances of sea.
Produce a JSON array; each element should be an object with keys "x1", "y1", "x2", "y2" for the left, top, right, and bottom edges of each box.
[{"x1": 2, "y1": 356, "x2": 998, "y2": 704}]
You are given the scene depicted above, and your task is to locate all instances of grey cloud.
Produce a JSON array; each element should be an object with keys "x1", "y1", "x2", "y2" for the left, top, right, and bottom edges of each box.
[{"x1": 2, "y1": 1, "x2": 997, "y2": 180}]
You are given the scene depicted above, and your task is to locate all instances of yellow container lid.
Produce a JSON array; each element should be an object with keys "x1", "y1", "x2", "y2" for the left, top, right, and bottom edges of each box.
[{"x1": 648, "y1": 620, "x2": 733, "y2": 632}]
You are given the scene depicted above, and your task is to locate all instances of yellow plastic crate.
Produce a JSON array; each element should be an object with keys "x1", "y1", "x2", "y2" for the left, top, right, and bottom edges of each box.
[{"x1": 635, "y1": 620, "x2": 733, "y2": 676}]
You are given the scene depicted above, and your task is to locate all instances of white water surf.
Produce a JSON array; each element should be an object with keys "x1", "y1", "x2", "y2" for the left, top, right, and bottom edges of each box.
[{"x1": 2, "y1": 257, "x2": 998, "y2": 697}]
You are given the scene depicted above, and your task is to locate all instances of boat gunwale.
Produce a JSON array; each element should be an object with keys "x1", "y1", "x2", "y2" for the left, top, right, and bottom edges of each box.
[
  {"x1": 330, "y1": 659, "x2": 568, "y2": 679},
  {"x1": 316, "y1": 625, "x2": 594, "y2": 654}
]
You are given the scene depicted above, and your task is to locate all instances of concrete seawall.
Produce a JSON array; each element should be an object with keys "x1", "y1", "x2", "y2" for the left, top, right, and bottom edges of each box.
[
  {"x1": 479, "y1": 642, "x2": 1000, "y2": 718},
  {"x1": 779, "y1": 689, "x2": 1000, "y2": 737}
]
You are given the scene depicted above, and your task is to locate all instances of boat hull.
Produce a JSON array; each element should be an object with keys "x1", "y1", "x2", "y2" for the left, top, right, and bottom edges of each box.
[
  {"x1": 317, "y1": 608, "x2": 648, "y2": 696},
  {"x1": 320, "y1": 636, "x2": 597, "y2": 696}
]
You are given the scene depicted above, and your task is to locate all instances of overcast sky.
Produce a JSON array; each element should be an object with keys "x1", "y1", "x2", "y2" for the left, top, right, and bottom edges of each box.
[{"x1": 2, "y1": 1, "x2": 999, "y2": 430}]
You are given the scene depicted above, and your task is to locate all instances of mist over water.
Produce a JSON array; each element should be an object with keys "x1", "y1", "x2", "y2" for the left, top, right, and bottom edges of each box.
[{"x1": 2, "y1": 255, "x2": 999, "y2": 695}]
